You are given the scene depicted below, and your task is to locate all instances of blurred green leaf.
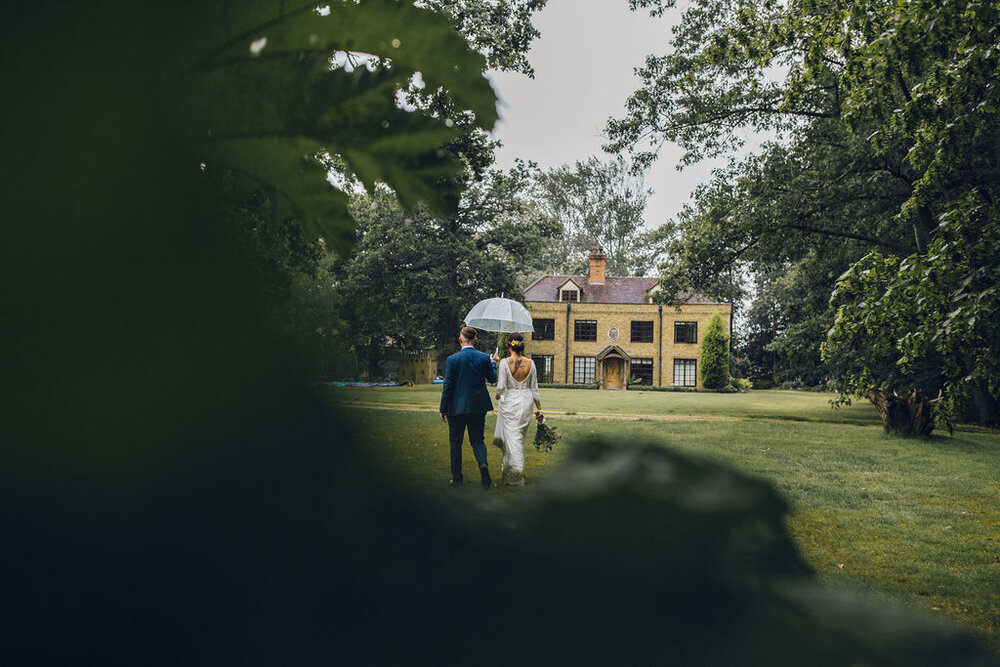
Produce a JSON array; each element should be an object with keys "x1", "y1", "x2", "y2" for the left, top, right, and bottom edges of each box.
[{"x1": 189, "y1": 0, "x2": 497, "y2": 253}]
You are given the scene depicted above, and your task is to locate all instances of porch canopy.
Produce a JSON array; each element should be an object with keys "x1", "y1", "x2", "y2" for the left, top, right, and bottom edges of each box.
[{"x1": 595, "y1": 344, "x2": 630, "y2": 361}]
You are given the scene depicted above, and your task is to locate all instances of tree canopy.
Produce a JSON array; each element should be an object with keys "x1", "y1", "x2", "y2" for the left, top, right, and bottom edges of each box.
[
  {"x1": 532, "y1": 157, "x2": 659, "y2": 277},
  {"x1": 609, "y1": 0, "x2": 1000, "y2": 427},
  {"x1": 334, "y1": 162, "x2": 559, "y2": 372}
]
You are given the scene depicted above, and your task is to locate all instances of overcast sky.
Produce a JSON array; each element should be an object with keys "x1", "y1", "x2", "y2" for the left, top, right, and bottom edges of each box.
[{"x1": 486, "y1": 0, "x2": 739, "y2": 229}]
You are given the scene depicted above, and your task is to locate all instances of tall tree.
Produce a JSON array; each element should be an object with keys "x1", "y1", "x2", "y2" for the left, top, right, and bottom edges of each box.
[
  {"x1": 609, "y1": 0, "x2": 1000, "y2": 428},
  {"x1": 648, "y1": 120, "x2": 904, "y2": 386},
  {"x1": 532, "y1": 157, "x2": 659, "y2": 276},
  {"x1": 700, "y1": 312, "x2": 730, "y2": 389},
  {"x1": 336, "y1": 162, "x2": 560, "y2": 373},
  {"x1": 736, "y1": 256, "x2": 851, "y2": 388}
]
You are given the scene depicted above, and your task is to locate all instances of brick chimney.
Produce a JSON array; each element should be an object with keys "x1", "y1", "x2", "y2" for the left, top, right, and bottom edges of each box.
[{"x1": 588, "y1": 246, "x2": 606, "y2": 285}]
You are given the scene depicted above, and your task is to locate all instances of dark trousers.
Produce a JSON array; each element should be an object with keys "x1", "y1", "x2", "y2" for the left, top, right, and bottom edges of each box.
[{"x1": 446, "y1": 412, "x2": 488, "y2": 482}]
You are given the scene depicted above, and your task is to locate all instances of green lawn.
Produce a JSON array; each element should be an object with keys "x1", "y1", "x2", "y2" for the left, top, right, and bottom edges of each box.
[
  {"x1": 328, "y1": 386, "x2": 1000, "y2": 647},
  {"x1": 328, "y1": 385, "x2": 889, "y2": 423}
]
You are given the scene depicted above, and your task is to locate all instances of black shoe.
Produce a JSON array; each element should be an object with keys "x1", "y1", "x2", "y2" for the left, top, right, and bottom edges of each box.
[
  {"x1": 450, "y1": 477, "x2": 463, "y2": 487},
  {"x1": 480, "y1": 465, "x2": 491, "y2": 490}
]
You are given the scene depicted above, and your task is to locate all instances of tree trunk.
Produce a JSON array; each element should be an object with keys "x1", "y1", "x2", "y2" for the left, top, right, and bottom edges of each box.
[
  {"x1": 972, "y1": 382, "x2": 1000, "y2": 427},
  {"x1": 866, "y1": 389, "x2": 935, "y2": 436},
  {"x1": 771, "y1": 312, "x2": 777, "y2": 383}
]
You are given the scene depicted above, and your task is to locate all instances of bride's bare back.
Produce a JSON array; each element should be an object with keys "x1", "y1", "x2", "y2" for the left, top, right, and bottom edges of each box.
[{"x1": 506, "y1": 355, "x2": 532, "y2": 383}]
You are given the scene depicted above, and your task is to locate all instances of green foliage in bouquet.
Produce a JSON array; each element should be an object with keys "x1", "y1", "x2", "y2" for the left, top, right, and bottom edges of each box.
[{"x1": 533, "y1": 413, "x2": 560, "y2": 452}]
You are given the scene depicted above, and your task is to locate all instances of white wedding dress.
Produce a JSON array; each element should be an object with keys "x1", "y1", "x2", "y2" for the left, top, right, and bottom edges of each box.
[{"x1": 493, "y1": 357, "x2": 539, "y2": 486}]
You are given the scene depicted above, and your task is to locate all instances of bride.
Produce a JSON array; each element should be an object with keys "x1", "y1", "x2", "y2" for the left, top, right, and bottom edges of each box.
[{"x1": 493, "y1": 333, "x2": 542, "y2": 486}]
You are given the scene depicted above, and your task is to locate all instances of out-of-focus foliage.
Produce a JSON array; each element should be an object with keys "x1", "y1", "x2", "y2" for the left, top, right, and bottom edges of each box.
[
  {"x1": 188, "y1": 0, "x2": 501, "y2": 255},
  {"x1": 397, "y1": 0, "x2": 547, "y2": 184},
  {"x1": 208, "y1": 0, "x2": 550, "y2": 379},
  {"x1": 610, "y1": 0, "x2": 1000, "y2": 425},
  {"x1": 215, "y1": 175, "x2": 354, "y2": 380}
]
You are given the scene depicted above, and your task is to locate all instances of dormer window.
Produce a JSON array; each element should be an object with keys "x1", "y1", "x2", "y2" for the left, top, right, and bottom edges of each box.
[{"x1": 557, "y1": 278, "x2": 581, "y2": 302}]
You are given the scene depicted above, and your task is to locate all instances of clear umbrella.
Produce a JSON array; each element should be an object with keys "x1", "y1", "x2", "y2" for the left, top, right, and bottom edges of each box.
[{"x1": 463, "y1": 296, "x2": 534, "y2": 334}]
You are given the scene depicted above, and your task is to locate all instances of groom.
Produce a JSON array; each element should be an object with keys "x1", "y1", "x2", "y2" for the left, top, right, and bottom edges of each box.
[{"x1": 439, "y1": 326, "x2": 500, "y2": 489}]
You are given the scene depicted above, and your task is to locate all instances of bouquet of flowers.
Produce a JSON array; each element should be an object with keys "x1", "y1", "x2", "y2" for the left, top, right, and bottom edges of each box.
[{"x1": 533, "y1": 412, "x2": 560, "y2": 452}]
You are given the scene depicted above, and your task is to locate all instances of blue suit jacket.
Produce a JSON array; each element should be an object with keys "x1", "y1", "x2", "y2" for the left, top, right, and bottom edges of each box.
[{"x1": 439, "y1": 346, "x2": 498, "y2": 416}]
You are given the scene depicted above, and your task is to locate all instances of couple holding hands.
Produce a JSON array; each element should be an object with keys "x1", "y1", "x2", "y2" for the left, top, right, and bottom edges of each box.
[{"x1": 439, "y1": 326, "x2": 542, "y2": 489}]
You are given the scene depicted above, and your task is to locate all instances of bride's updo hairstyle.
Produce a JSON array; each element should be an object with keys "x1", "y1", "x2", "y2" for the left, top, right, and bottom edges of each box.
[{"x1": 508, "y1": 333, "x2": 525, "y2": 353}]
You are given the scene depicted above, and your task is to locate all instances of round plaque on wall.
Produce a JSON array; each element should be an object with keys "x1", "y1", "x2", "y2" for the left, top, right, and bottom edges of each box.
[{"x1": 608, "y1": 326, "x2": 619, "y2": 342}]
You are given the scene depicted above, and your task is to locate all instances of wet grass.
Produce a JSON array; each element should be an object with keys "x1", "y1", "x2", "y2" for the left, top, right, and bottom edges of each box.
[{"x1": 328, "y1": 386, "x2": 1000, "y2": 647}]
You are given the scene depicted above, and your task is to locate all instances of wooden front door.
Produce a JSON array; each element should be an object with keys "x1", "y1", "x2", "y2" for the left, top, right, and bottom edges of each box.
[{"x1": 603, "y1": 358, "x2": 624, "y2": 389}]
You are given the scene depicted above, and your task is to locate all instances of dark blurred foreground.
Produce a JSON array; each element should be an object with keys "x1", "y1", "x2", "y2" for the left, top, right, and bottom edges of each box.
[{"x1": 1, "y1": 3, "x2": 997, "y2": 665}]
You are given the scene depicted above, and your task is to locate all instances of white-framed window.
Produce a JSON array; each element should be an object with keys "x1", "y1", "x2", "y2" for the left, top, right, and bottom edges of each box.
[
  {"x1": 673, "y1": 359, "x2": 697, "y2": 387},
  {"x1": 573, "y1": 356, "x2": 596, "y2": 384}
]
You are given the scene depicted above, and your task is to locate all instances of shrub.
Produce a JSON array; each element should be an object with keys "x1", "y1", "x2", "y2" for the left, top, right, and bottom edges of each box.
[
  {"x1": 731, "y1": 377, "x2": 753, "y2": 392},
  {"x1": 780, "y1": 377, "x2": 807, "y2": 391},
  {"x1": 624, "y1": 385, "x2": 699, "y2": 393},
  {"x1": 700, "y1": 311, "x2": 730, "y2": 389}
]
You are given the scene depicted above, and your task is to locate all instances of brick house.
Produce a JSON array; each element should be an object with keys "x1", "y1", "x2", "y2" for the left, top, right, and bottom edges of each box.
[{"x1": 523, "y1": 248, "x2": 731, "y2": 389}]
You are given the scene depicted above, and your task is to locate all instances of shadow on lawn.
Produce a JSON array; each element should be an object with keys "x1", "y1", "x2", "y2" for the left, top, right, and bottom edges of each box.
[
  {"x1": 925, "y1": 433, "x2": 1000, "y2": 453},
  {"x1": 744, "y1": 413, "x2": 884, "y2": 427}
]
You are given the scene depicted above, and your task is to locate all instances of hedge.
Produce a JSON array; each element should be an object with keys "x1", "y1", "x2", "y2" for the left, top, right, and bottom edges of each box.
[{"x1": 625, "y1": 385, "x2": 734, "y2": 393}]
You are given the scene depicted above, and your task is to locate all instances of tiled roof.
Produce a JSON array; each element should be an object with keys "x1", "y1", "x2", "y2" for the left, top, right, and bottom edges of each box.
[{"x1": 523, "y1": 275, "x2": 725, "y2": 305}]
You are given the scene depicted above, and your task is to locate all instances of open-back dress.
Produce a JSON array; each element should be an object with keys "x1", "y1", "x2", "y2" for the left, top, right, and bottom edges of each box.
[{"x1": 492, "y1": 357, "x2": 539, "y2": 486}]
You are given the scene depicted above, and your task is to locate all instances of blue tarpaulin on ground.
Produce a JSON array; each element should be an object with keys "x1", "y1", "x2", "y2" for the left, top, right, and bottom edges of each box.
[{"x1": 325, "y1": 381, "x2": 411, "y2": 387}]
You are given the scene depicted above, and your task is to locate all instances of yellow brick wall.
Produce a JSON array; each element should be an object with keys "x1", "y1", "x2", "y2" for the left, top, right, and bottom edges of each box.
[
  {"x1": 523, "y1": 301, "x2": 731, "y2": 388},
  {"x1": 397, "y1": 350, "x2": 436, "y2": 384}
]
